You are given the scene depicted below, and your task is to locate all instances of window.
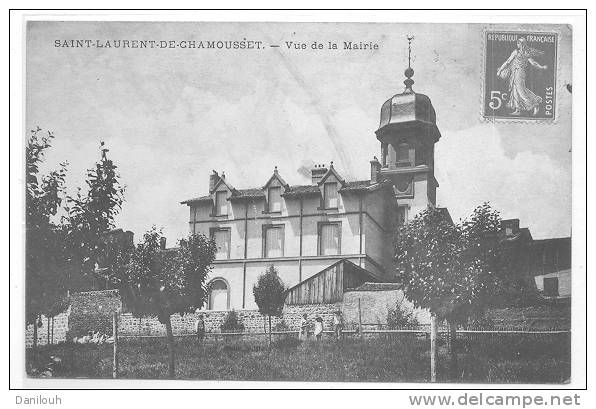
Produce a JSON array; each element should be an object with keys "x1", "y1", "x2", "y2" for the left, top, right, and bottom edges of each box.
[
  {"x1": 263, "y1": 225, "x2": 284, "y2": 258},
  {"x1": 211, "y1": 228, "x2": 231, "y2": 260},
  {"x1": 319, "y1": 222, "x2": 340, "y2": 255},
  {"x1": 397, "y1": 205, "x2": 409, "y2": 226},
  {"x1": 208, "y1": 279, "x2": 229, "y2": 310},
  {"x1": 268, "y1": 186, "x2": 282, "y2": 213},
  {"x1": 397, "y1": 142, "x2": 411, "y2": 167},
  {"x1": 324, "y1": 182, "x2": 339, "y2": 209},
  {"x1": 543, "y1": 277, "x2": 559, "y2": 297},
  {"x1": 505, "y1": 227, "x2": 513, "y2": 236},
  {"x1": 215, "y1": 191, "x2": 228, "y2": 216}
]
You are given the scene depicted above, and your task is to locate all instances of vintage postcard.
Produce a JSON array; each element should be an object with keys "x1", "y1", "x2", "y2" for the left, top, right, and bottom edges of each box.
[{"x1": 10, "y1": 11, "x2": 586, "y2": 394}]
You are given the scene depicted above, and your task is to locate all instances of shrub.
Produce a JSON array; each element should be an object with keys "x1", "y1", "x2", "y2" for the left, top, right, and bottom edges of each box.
[
  {"x1": 273, "y1": 320, "x2": 290, "y2": 331},
  {"x1": 387, "y1": 298, "x2": 419, "y2": 329},
  {"x1": 220, "y1": 310, "x2": 244, "y2": 333},
  {"x1": 467, "y1": 315, "x2": 496, "y2": 330}
]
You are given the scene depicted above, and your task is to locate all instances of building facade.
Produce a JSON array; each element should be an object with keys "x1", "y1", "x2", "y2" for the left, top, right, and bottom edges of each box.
[{"x1": 181, "y1": 61, "x2": 444, "y2": 311}]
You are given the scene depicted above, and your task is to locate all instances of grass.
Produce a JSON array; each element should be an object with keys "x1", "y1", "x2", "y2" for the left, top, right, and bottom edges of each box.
[{"x1": 26, "y1": 333, "x2": 570, "y2": 383}]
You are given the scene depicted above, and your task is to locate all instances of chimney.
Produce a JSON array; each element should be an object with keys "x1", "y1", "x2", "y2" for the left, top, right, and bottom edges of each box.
[
  {"x1": 311, "y1": 164, "x2": 328, "y2": 185},
  {"x1": 370, "y1": 156, "x2": 381, "y2": 184},
  {"x1": 124, "y1": 231, "x2": 134, "y2": 248},
  {"x1": 209, "y1": 170, "x2": 220, "y2": 193},
  {"x1": 159, "y1": 237, "x2": 167, "y2": 250},
  {"x1": 501, "y1": 219, "x2": 520, "y2": 235}
]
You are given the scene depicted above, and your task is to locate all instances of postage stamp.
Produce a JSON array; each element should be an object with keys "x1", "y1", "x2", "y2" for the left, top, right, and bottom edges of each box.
[{"x1": 483, "y1": 31, "x2": 558, "y2": 121}]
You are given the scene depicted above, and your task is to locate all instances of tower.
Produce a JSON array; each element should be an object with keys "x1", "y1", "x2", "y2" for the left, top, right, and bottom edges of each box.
[{"x1": 375, "y1": 36, "x2": 441, "y2": 223}]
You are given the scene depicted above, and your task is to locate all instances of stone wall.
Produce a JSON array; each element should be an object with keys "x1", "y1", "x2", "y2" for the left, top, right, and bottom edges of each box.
[
  {"x1": 118, "y1": 303, "x2": 341, "y2": 336},
  {"x1": 28, "y1": 286, "x2": 568, "y2": 348},
  {"x1": 68, "y1": 289, "x2": 122, "y2": 338},
  {"x1": 342, "y1": 284, "x2": 431, "y2": 327},
  {"x1": 25, "y1": 309, "x2": 70, "y2": 348}
]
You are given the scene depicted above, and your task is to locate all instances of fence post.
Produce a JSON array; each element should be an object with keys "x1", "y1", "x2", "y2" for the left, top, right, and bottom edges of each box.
[
  {"x1": 358, "y1": 298, "x2": 363, "y2": 340},
  {"x1": 430, "y1": 314, "x2": 438, "y2": 382},
  {"x1": 113, "y1": 311, "x2": 119, "y2": 379}
]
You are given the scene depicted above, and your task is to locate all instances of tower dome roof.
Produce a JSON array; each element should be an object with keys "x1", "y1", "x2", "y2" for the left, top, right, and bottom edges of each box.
[{"x1": 378, "y1": 91, "x2": 437, "y2": 130}]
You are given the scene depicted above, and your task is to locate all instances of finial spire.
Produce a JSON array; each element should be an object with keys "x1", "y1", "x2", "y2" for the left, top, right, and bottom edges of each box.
[{"x1": 404, "y1": 35, "x2": 415, "y2": 93}]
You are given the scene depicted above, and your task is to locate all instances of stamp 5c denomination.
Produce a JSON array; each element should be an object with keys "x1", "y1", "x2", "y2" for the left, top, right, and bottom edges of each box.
[{"x1": 483, "y1": 31, "x2": 558, "y2": 121}]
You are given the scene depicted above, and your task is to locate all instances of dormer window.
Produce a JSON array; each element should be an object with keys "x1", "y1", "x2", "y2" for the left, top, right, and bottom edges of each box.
[
  {"x1": 267, "y1": 186, "x2": 282, "y2": 213},
  {"x1": 323, "y1": 182, "x2": 338, "y2": 209},
  {"x1": 215, "y1": 191, "x2": 228, "y2": 216}
]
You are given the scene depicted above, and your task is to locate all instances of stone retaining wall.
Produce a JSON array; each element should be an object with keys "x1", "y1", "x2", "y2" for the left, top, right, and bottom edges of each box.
[
  {"x1": 118, "y1": 303, "x2": 341, "y2": 336},
  {"x1": 25, "y1": 309, "x2": 70, "y2": 348}
]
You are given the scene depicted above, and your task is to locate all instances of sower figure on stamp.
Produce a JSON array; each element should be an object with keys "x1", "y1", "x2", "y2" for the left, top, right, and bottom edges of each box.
[
  {"x1": 497, "y1": 37, "x2": 548, "y2": 116},
  {"x1": 195, "y1": 314, "x2": 205, "y2": 344}
]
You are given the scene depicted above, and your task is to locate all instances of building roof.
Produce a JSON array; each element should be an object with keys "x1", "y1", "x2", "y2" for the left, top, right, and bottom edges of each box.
[
  {"x1": 182, "y1": 178, "x2": 390, "y2": 204},
  {"x1": 347, "y1": 282, "x2": 403, "y2": 292}
]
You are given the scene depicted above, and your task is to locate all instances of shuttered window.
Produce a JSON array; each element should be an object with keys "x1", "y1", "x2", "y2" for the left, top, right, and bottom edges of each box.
[
  {"x1": 264, "y1": 225, "x2": 284, "y2": 258},
  {"x1": 268, "y1": 187, "x2": 282, "y2": 212},
  {"x1": 324, "y1": 182, "x2": 338, "y2": 209},
  {"x1": 215, "y1": 191, "x2": 228, "y2": 216},
  {"x1": 319, "y1": 223, "x2": 340, "y2": 255},
  {"x1": 544, "y1": 277, "x2": 559, "y2": 297},
  {"x1": 212, "y1": 229, "x2": 231, "y2": 260}
]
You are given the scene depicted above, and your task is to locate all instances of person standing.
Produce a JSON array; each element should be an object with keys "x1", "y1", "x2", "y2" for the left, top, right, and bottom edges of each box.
[
  {"x1": 298, "y1": 313, "x2": 309, "y2": 340},
  {"x1": 333, "y1": 311, "x2": 344, "y2": 340},
  {"x1": 314, "y1": 316, "x2": 324, "y2": 341},
  {"x1": 195, "y1": 314, "x2": 206, "y2": 343}
]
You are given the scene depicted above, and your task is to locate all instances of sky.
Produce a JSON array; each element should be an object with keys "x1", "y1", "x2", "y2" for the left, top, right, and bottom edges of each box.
[{"x1": 26, "y1": 21, "x2": 572, "y2": 243}]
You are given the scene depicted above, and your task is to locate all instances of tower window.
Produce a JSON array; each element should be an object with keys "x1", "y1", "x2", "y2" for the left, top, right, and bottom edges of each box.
[
  {"x1": 323, "y1": 182, "x2": 339, "y2": 209},
  {"x1": 267, "y1": 186, "x2": 282, "y2": 213},
  {"x1": 397, "y1": 143, "x2": 411, "y2": 167},
  {"x1": 319, "y1": 222, "x2": 341, "y2": 255},
  {"x1": 215, "y1": 191, "x2": 228, "y2": 216}
]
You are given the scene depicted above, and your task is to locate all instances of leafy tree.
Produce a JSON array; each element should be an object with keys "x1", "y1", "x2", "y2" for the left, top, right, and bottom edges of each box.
[
  {"x1": 253, "y1": 265, "x2": 286, "y2": 348},
  {"x1": 25, "y1": 127, "x2": 69, "y2": 350},
  {"x1": 395, "y1": 204, "x2": 505, "y2": 324},
  {"x1": 64, "y1": 142, "x2": 125, "y2": 290},
  {"x1": 394, "y1": 203, "x2": 507, "y2": 380},
  {"x1": 110, "y1": 227, "x2": 216, "y2": 378}
]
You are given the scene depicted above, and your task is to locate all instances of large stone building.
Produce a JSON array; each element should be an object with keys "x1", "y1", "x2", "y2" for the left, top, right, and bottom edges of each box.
[{"x1": 181, "y1": 61, "x2": 446, "y2": 311}]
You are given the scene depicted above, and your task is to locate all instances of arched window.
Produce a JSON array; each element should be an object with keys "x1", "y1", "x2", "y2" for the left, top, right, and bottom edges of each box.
[{"x1": 208, "y1": 278, "x2": 230, "y2": 310}]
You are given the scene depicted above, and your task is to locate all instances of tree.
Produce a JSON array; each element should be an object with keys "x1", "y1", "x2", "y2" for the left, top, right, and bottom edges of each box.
[
  {"x1": 394, "y1": 203, "x2": 507, "y2": 381},
  {"x1": 110, "y1": 227, "x2": 215, "y2": 378},
  {"x1": 64, "y1": 142, "x2": 125, "y2": 290},
  {"x1": 25, "y1": 127, "x2": 69, "y2": 350},
  {"x1": 253, "y1": 266, "x2": 286, "y2": 348}
]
